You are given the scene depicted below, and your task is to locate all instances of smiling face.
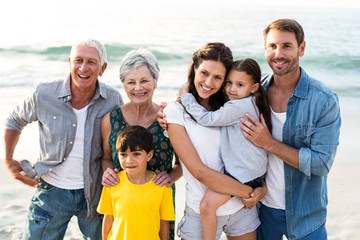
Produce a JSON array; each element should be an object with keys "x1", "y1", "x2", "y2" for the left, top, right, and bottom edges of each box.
[
  {"x1": 123, "y1": 65, "x2": 156, "y2": 105},
  {"x1": 224, "y1": 70, "x2": 259, "y2": 100},
  {"x1": 264, "y1": 29, "x2": 305, "y2": 77},
  {"x1": 68, "y1": 45, "x2": 107, "y2": 92},
  {"x1": 194, "y1": 60, "x2": 226, "y2": 105}
]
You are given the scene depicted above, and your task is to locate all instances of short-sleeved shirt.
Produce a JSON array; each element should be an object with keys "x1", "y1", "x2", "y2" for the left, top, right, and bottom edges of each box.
[
  {"x1": 108, "y1": 107, "x2": 176, "y2": 239},
  {"x1": 97, "y1": 171, "x2": 175, "y2": 240}
]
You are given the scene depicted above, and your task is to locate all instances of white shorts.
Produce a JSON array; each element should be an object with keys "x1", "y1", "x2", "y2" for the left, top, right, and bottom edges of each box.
[{"x1": 177, "y1": 205, "x2": 260, "y2": 240}]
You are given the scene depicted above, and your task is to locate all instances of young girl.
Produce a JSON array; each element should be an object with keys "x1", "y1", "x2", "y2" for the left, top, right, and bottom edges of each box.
[
  {"x1": 97, "y1": 125, "x2": 175, "y2": 240},
  {"x1": 180, "y1": 58, "x2": 272, "y2": 240}
]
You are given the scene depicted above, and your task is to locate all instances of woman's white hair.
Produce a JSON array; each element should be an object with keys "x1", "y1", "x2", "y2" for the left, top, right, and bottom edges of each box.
[{"x1": 119, "y1": 47, "x2": 160, "y2": 86}]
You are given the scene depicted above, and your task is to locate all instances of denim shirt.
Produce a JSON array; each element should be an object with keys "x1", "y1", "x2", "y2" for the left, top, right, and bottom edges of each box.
[
  {"x1": 4, "y1": 75, "x2": 123, "y2": 218},
  {"x1": 262, "y1": 68, "x2": 341, "y2": 240}
]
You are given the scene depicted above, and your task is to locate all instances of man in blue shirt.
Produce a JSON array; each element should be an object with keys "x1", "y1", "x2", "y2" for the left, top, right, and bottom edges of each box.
[
  {"x1": 3, "y1": 39, "x2": 123, "y2": 239},
  {"x1": 241, "y1": 19, "x2": 341, "y2": 240}
]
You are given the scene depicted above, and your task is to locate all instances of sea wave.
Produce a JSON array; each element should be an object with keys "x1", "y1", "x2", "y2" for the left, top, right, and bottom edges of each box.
[
  {"x1": 0, "y1": 44, "x2": 186, "y2": 62},
  {"x1": 1, "y1": 44, "x2": 359, "y2": 72}
]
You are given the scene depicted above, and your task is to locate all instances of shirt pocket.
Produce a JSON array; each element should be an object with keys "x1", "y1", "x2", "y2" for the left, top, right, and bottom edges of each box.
[
  {"x1": 38, "y1": 112, "x2": 68, "y2": 144},
  {"x1": 295, "y1": 125, "x2": 315, "y2": 147}
]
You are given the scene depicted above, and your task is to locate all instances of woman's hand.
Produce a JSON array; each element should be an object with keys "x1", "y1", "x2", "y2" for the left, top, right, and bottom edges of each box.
[
  {"x1": 242, "y1": 182, "x2": 267, "y2": 208},
  {"x1": 157, "y1": 102, "x2": 168, "y2": 130},
  {"x1": 154, "y1": 170, "x2": 173, "y2": 187},
  {"x1": 179, "y1": 83, "x2": 189, "y2": 97},
  {"x1": 102, "y1": 167, "x2": 120, "y2": 186}
]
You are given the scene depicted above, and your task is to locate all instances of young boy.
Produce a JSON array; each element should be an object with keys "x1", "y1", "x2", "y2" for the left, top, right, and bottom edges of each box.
[{"x1": 97, "y1": 125, "x2": 175, "y2": 240}]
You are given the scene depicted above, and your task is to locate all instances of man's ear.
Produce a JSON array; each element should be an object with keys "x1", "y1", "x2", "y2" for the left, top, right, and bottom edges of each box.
[{"x1": 99, "y1": 63, "x2": 108, "y2": 77}]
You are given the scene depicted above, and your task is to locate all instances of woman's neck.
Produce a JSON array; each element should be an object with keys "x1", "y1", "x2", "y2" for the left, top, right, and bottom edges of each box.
[
  {"x1": 121, "y1": 102, "x2": 160, "y2": 127},
  {"x1": 198, "y1": 98, "x2": 211, "y2": 110}
]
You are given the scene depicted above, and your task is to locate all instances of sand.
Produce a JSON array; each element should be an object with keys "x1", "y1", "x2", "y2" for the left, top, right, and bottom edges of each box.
[{"x1": 0, "y1": 111, "x2": 359, "y2": 239}]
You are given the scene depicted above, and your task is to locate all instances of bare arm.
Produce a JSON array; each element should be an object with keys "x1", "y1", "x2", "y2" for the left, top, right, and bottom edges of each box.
[
  {"x1": 3, "y1": 129, "x2": 38, "y2": 187},
  {"x1": 167, "y1": 123, "x2": 252, "y2": 198},
  {"x1": 100, "y1": 113, "x2": 119, "y2": 186},
  {"x1": 102, "y1": 215, "x2": 113, "y2": 240},
  {"x1": 159, "y1": 220, "x2": 169, "y2": 240},
  {"x1": 241, "y1": 113, "x2": 300, "y2": 169}
]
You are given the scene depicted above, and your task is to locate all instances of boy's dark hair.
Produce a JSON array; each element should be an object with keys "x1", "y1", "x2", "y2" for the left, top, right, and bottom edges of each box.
[{"x1": 116, "y1": 125, "x2": 153, "y2": 153}]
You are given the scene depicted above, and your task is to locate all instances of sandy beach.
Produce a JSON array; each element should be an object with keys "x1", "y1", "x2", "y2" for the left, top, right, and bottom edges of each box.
[{"x1": 0, "y1": 108, "x2": 358, "y2": 239}]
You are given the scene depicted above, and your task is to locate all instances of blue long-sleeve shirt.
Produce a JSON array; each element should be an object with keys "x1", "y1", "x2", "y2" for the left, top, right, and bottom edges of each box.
[{"x1": 262, "y1": 68, "x2": 341, "y2": 239}]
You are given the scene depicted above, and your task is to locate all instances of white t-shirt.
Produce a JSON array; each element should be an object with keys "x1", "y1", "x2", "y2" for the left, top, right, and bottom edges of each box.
[
  {"x1": 42, "y1": 106, "x2": 87, "y2": 189},
  {"x1": 261, "y1": 107, "x2": 286, "y2": 209},
  {"x1": 164, "y1": 102, "x2": 244, "y2": 216}
]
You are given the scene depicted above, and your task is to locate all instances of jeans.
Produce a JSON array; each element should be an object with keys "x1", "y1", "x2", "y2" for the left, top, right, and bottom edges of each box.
[
  {"x1": 257, "y1": 203, "x2": 327, "y2": 240},
  {"x1": 22, "y1": 180, "x2": 102, "y2": 240}
]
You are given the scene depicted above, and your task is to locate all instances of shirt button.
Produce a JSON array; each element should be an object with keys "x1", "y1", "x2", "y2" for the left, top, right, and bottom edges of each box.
[
  {"x1": 53, "y1": 116, "x2": 57, "y2": 119},
  {"x1": 70, "y1": 141, "x2": 73, "y2": 145},
  {"x1": 73, "y1": 124, "x2": 76, "y2": 127}
]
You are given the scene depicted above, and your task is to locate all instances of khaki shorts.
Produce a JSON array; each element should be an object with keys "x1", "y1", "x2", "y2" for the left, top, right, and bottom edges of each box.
[{"x1": 177, "y1": 205, "x2": 260, "y2": 240}]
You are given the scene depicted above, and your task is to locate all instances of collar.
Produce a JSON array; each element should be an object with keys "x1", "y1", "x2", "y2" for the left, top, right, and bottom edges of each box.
[
  {"x1": 262, "y1": 67, "x2": 310, "y2": 100},
  {"x1": 57, "y1": 74, "x2": 106, "y2": 102}
]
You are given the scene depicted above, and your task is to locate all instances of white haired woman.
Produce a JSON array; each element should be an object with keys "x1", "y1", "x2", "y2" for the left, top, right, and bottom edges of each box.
[{"x1": 100, "y1": 48, "x2": 182, "y2": 240}]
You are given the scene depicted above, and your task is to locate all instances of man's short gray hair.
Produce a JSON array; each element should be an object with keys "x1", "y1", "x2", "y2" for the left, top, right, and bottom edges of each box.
[{"x1": 70, "y1": 39, "x2": 107, "y2": 65}]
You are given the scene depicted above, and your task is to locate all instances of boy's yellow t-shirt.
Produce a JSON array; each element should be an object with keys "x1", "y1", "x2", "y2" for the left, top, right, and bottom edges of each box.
[{"x1": 97, "y1": 171, "x2": 175, "y2": 240}]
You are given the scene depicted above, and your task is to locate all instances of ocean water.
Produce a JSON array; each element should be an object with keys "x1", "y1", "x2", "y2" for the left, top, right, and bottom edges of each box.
[
  {"x1": 1, "y1": 3, "x2": 359, "y2": 116},
  {"x1": 0, "y1": 2, "x2": 359, "y2": 239}
]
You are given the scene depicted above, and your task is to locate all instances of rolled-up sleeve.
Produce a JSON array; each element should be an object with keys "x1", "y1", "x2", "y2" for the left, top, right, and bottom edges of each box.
[{"x1": 298, "y1": 93, "x2": 341, "y2": 177}]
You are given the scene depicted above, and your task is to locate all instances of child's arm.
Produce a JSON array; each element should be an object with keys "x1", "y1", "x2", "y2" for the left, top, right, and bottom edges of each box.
[
  {"x1": 159, "y1": 220, "x2": 169, "y2": 240},
  {"x1": 102, "y1": 215, "x2": 114, "y2": 240},
  {"x1": 181, "y1": 93, "x2": 251, "y2": 126}
]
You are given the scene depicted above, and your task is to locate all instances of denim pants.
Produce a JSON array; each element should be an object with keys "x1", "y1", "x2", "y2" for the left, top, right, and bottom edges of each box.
[
  {"x1": 22, "y1": 180, "x2": 102, "y2": 240},
  {"x1": 257, "y1": 203, "x2": 327, "y2": 240}
]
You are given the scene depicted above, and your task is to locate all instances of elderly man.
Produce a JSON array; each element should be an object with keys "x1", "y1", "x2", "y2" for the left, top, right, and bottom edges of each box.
[{"x1": 3, "y1": 39, "x2": 123, "y2": 239}]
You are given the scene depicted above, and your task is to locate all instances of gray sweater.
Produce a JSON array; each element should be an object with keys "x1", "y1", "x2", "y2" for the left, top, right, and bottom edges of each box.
[{"x1": 181, "y1": 93, "x2": 268, "y2": 183}]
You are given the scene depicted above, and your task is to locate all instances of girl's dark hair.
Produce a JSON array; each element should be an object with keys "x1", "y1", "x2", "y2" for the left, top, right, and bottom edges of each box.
[
  {"x1": 232, "y1": 58, "x2": 272, "y2": 132},
  {"x1": 188, "y1": 42, "x2": 233, "y2": 110},
  {"x1": 116, "y1": 125, "x2": 153, "y2": 153}
]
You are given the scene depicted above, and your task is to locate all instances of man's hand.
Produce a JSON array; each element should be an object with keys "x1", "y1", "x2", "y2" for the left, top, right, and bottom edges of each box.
[
  {"x1": 240, "y1": 113, "x2": 272, "y2": 149},
  {"x1": 4, "y1": 158, "x2": 38, "y2": 187}
]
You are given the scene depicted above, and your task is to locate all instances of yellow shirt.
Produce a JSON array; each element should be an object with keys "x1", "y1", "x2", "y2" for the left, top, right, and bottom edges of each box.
[{"x1": 97, "y1": 171, "x2": 175, "y2": 240}]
